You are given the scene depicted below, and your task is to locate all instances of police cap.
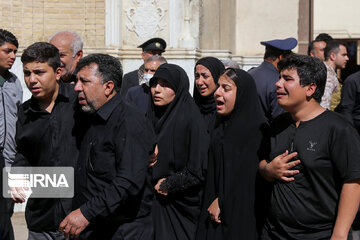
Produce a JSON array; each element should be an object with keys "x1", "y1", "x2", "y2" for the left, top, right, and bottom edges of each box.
[
  {"x1": 260, "y1": 37, "x2": 297, "y2": 50},
  {"x1": 138, "y1": 38, "x2": 167, "y2": 53}
]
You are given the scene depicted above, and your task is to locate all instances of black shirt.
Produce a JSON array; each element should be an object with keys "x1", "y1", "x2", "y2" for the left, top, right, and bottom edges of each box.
[
  {"x1": 265, "y1": 110, "x2": 360, "y2": 240},
  {"x1": 73, "y1": 93, "x2": 156, "y2": 229},
  {"x1": 125, "y1": 84, "x2": 150, "y2": 115},
  {"x1": 339, "y1": 70, "x2": 360, "y2": 133},
  {"x1": 14, "y1": 82, "x2": 83, "y2": 231}
]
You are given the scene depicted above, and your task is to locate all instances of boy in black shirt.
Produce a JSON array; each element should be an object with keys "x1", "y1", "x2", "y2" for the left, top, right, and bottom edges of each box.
[{"x1": 259, "y1": 54, "x2": 360, "y2": 240}]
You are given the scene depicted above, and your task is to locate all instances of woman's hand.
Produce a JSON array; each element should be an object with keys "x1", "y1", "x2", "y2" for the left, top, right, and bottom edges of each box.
[
  {"x1": 154, "y1": 178, "x2": 168, "y2": 195},
  {"x1": 208, "y1": 198, "x2": 221, "y2": 223}
]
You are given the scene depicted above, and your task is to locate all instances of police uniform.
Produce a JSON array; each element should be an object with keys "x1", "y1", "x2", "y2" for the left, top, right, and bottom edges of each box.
[
  {"x1": 120, "y1": 38, "x2": 166, "y2": 97},
  {"x1": 249, "y1": 37, "x2": 297, "y2": 124}
]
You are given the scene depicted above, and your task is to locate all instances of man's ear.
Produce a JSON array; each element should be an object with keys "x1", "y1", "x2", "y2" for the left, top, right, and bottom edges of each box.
[
  {"x1": 103, "y1": 80, "x2": 115, "y2": 97},
  {"x1": 329, "y1": 51, "x2": 336, "y2": 62},
  {"x1": 74, "y1": 50, "x2": 83, "y2": 63},
  {"x1": 55, "y1": 67, "x2": 62, "y2": 81},
  {"x1": 306, "y1": 83, "x2": 317, "y2": 99}
]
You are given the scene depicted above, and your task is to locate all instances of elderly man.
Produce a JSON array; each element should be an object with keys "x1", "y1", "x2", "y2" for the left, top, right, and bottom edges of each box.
[
  {"x1": 49, "y1": 30, "x2": 83, "y2": 83},
  {"x1": 60, "y1": 54, "x2": 156, "y2": 239}
]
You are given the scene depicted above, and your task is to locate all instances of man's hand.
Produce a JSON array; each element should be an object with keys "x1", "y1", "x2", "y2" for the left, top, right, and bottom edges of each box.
[
  {"x1": 149, "y1": 144, "x2": 159, "y2": 167},
  {"x1": 59, "y1": 208, "x2": 90, "y2": 239},
  {"x1": 259, "y1": 150, "x2": 300, "y2": 182},
  {"x1": 208, "y1": 198, "x2": 221, "y2": 223},
  {"x1": 154, "y1": 178, "x2": 167, "y2": 195},
  {"x1": 10, "y1": 187, "x2": 27, "y2": 203}
]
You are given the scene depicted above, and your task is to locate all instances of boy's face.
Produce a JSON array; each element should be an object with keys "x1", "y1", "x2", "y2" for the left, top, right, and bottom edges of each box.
[
  {"x1": 276, "y1": 68, "x2": 309, "y2": 112},
  {"x1": 23, "y1": 61, "x2": 61, "y2": 103},
  {"x1": 0, "y1": 42, "x2": 17, "y2": 71}
]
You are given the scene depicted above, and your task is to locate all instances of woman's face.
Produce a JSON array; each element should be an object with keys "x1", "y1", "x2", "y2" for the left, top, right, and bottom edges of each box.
[
  {"x1": 151, "y1": 79, "x2": 176, "y2": 106},
  {"x1": 214, "y1": 74, "x2": 237, "y2": 116},
  {"x1": 195, "y1": 64, "x2": 217, "y2": 97}
]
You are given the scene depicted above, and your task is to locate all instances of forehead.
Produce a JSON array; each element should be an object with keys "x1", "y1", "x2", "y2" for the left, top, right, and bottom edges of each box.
[
  {"x1": 313, "y1": 41, "x2": 326, "y2": 49},
  {"x1": 145, "y1": 60, "x2": 160, "y2": 69},
  {"x1": 0, "y1": 42, "x2": 17, "y2": 50},
  {"x1": 23, "y1": 61, "x2": 53, "y2": 70},
  {"x1": 218, "y1": 74, "x2": 235, "y2": 85},
  {"x1": 78, "y1": 63, "x2": 99, "y2": 77},
  {"x1": 339, "y1": 44, "x2": 347, "y2": 52},
  {"x1": 280, "y1": 67, "x2": 299, "y2": 76},
  {"x1": 50, "y1": 36, "x2": 72, "y2": 52},
  {"x1": 195, "y1": 64, "x2": 210, "y2": 72}
]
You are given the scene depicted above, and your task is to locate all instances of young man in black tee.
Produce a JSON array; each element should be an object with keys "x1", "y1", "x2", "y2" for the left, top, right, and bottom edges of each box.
[{"x1": 259, "y1": 54, "x2": 360, "y2": 240}]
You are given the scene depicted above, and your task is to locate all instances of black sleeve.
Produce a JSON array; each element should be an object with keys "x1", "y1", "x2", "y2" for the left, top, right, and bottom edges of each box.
[
  {"x1": 331, "y1": 124, "x2": 360, "y2": 183},
  {"x1": 339, "y1": 76, "x2": 357, "y2": 124}
]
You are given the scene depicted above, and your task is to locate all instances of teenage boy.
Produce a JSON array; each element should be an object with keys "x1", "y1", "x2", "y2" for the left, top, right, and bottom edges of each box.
[
  {"x1": 259, "y1": 54, "x2": 360, "y2": 240},
  {"x1": 0, "y1": 28, "x2": 22, "y2": 240},
  {"x1": 12, "y1": 42, "x2": 83, "y2": 239}
]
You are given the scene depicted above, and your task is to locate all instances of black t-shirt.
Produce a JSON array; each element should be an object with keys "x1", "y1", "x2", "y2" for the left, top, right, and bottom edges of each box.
[{"x1": 265, "y1": 110, "x2": 360, "y2": 240}]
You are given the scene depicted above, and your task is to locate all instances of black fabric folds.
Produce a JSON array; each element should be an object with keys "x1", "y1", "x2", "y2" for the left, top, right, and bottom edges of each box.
[
  {"x1": 193, "y1": 57, "x2": 225, "y2": 132},
  {"x1": 147, "y1": 63, "x2": 210, "y2": 240},
  {"x1": 196, "y1": 69, "x2": 269, "y2": 240}
]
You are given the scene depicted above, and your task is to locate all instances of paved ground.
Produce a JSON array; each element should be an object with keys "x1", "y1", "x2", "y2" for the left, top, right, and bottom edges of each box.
[{"x1": 12, "y1": 212, "x2": 27, "y2": 240}]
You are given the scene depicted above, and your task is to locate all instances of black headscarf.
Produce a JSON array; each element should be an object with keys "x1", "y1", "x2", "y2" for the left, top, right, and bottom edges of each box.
[
  {"x1": 148, "y1": 63, "x2": 210, "y2": 239},
  {"x1": 196, "y1": 69, "x2": 269, "y2": 240},
  {"x1": 193, "y1": 57, "x2": 225, "y2": 131}
]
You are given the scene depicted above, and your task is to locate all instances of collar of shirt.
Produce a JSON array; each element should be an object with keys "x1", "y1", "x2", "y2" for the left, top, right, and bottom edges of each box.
[
  {"x1": 324, "y1": 62, "x2": 337, "y2": 78},
  {"x1": 262, "y1": 61, "x2": 279, "y2": 73},
  {"x1": 95, "y1": 93, "x2": 121, "y2": 121},
  {"x1": 24, "y1": 81, "x2": 71, "y2": 114}
]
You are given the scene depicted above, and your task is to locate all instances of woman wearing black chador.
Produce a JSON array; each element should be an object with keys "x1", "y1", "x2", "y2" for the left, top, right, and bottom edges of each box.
[
  {"x1": 193, "y1": 57, "x2": 225, "y2": 133},
  {"x1": 147, "y1": 63, "x2": 209, "y2": 240},
  {"x1": 196, "y1": 68, "x2": 269, "y2": 240}
]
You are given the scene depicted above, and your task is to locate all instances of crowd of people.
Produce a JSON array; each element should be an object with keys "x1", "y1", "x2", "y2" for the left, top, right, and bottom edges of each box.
[{"x1": 0, "y1": 28, "x2": 360, "y2": 240}]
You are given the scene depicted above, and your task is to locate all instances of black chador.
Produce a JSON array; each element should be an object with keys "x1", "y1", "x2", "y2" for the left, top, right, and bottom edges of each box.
[
  {"x1": 147, "y1": 63, "x2": 210, "y2": 240},
  {"x1": 196, "y1": 69, "x2": 269, "y2": 240}
]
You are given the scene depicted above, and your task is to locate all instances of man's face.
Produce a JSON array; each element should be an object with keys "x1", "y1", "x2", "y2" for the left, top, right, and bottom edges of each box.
[
  {"x1": 311, "y1": 41, "x2": 326, "y2": 61},
  {"x1": 0, "y1": 42, "x2": 17, "y2": 71},
  {"x1": 333, "y1": 45, "x2": 349, "y2": 69},
  {"x1": 144, "y1": 60, "x2": 161, "y2": 75},
  {"x1": 23, "y1": 61, "x2": 61, "y2": 103},
  {"x1": 50, "y1": 36, "x2": 81, "y2": 81},
  {"x1": 142, "y1": 50, "x2": 162, "y2": 62},
  {"x1": 74, "y1": 64, "x2": 108, "y2": 113},
  {"x1": 276, "y1": 68, "x2": 309, "y2": 112}
]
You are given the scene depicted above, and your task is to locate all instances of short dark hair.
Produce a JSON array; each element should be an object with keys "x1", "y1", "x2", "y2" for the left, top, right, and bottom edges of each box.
[
  {"x1": 315, "y1": 33, "x2": 333, "y2": 43},
  {"x1": 264, "y1": 46, "x2": 293, "y2": 61},
  {"x1": 324, "y1": 41, "x2": 346, "y2": 61},
  {"x1": 307, "y1": 39, "x2": 324, "y2": 56},
  {"x1": 0, "y1": 29, "x2": 19, "y2": 48},
  {"x1": 278, "y1": 54, "x2": 327, "y2": 103},
  {"x1": 21, "y1": 42, "x2": 61, "y2": 71},
  {"x1": 76, "y1": 54, "x2": 123, "y2": 92}
]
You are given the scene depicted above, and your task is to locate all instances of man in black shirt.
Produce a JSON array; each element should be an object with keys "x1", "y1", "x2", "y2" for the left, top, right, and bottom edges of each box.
[
  {"x1": 59, "y1": 54, "x2": 156, "y2": 239},
  {"x1": 259, "y1": 54, "x2": 360, "y2": 240},
  {"x1": 12, "y1": 42, "x2": 83, "y2": 239},
  {"x1": 339, "y1": 70, "x2": 360, "y2": 134}
]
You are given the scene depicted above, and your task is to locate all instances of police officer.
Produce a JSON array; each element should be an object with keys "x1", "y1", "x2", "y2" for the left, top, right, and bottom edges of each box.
[
  {"x1": 120, "y1": 37, "x2": 166, "y2": 97},
  {"x1": 249, "y1": 37, "x2": 297, "y2": 124}
]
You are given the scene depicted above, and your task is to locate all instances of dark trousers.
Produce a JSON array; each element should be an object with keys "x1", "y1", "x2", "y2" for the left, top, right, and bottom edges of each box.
[{"x1": 0, "y1": 152, "x2": 14, "y2": 240}]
